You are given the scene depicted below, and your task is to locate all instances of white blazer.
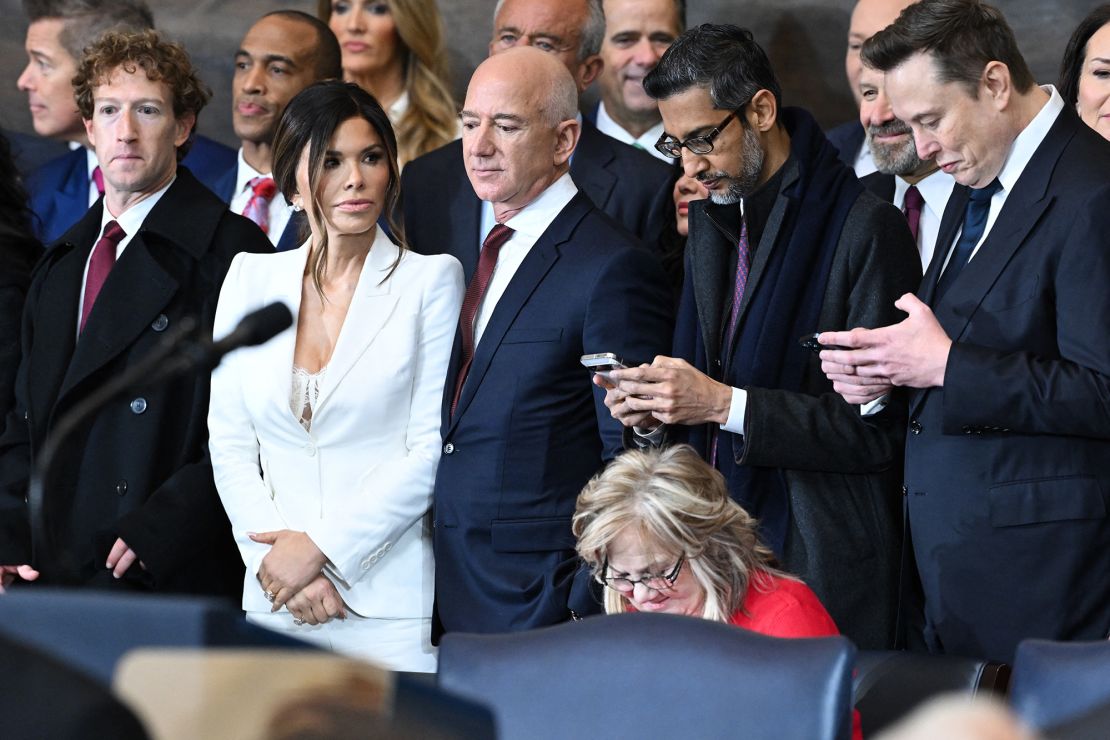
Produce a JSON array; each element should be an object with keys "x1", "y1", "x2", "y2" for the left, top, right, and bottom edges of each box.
[{"x1": 208, "y1": 228, "x2": 464, "y2": 618}]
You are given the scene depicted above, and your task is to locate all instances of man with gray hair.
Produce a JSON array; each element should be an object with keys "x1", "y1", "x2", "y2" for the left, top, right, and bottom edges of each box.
[
  {"x1": 18, "y1": 0, "x2": 235, "y2": 243},
  {"x1": 428, "y1": 46, "x2": 672, "y2": 637},
  {"x1": 403, "y1": 0, "x2": 674, "y2": 259},
  {"x1": 857, "y1": 63, "x2": 956, "y2": 270}
]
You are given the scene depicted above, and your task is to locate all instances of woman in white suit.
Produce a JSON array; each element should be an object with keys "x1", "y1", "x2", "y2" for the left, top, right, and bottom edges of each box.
[{"x1": 208, "y1": 81, "x2": 463, "y2": 672}]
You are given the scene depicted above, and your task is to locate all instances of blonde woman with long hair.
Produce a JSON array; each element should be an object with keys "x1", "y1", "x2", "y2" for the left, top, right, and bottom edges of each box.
[{"x1": 318, "y1": 0, "x2": 458, "y2": 167}]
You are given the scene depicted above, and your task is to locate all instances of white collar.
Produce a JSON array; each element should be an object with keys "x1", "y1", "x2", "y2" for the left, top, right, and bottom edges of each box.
[
  {"x1": 85, "y1": 146, "x2": 98, "y2": 182},
  {"x1": 895, "y1": 167, "x2": 956, "y2": 212},
  {"x1": 388, "y1": 91, "x2": 410, "y2": 124},
  {"x1": 995, "y1": 85, "x2": 1064, "y2": 193},
  {"x1": 99, "y1": 175, "x2": 175, "y2": 237},
  {"x1": 595, "y1": 100, "x2": 666, "y2": 152},
  {"x1": 501, "y1": 172, "x2": 579, "y2": 239},
  {"x1": 235, "y1": 148, "x2": 272, "y2": 196}
]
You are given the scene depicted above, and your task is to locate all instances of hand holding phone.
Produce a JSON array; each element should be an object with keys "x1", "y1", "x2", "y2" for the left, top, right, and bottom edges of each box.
[
  {"x1": 580, "y1": 352, "x2": 628, "y2": 384},
  {"x1": 798, "y1": 333, "x2": 851, "y2": 353}
]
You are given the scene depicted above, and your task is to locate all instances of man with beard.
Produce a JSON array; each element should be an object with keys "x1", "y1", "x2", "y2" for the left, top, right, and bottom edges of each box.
[
  {"x1": 210, "y1": 11, "x2": 341, "y2": 250},
  {"x1": 858, "y1": 64, "x2": 956, "y2": 270},
  {"x1": 601, "y1": 24, "x2": 921, "y2": 649}
]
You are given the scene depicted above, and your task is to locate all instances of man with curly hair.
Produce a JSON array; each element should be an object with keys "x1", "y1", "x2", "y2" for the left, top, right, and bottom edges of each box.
[{"x1": 0, "y1": 29, "x2": 271, "y2": 597}]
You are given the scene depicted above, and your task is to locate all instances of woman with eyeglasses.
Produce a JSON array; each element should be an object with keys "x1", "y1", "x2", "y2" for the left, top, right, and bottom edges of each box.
[
  {"x1": 574, "y1": 444, "x2": 862, "y2": 738},
  {"x1": 573, "y1": 444, "x2": 842, "y2": 633}
]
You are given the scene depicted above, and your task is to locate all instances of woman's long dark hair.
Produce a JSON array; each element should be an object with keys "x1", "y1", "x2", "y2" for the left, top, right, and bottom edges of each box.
[
  {"x1": 271, "y1": 80, "x2": 406, "y2": 297},
  {"x1": 1059, "y1": 5, "x2": 1110, "y2": 106}
]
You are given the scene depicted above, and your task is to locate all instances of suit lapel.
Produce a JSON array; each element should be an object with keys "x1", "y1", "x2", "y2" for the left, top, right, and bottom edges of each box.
[
  {"x1": 570, "y1": 122, "x2": 617, "y2": 214},
  {"x1": 689, "y1": 201, "x2": 733, "y2": 366},
  {"x1": 58, "y1": 231, "x2": 178, "y2": 402},
  {"x1": 276, "y1": 211, "x2": 306, "y2": 252},
  {"x1": 861, "y1": 172, "x2": 896, "y2": 203},
  {"x1": 312, "y1": 232, "x2": 401, "y2": 416},
  {"x1": 446, "y1": 195, "x2": 588, "y2": 431},
  {"x1": 51, "y1": 150, "x2": 91, "y2": 235},
  {"x1": 919, "y1": 184, "x2": 969, "y2": 305}
]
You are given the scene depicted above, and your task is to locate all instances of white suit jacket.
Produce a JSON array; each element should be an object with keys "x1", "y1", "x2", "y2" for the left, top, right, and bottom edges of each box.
[{"x1": 208, "y1": 229, "x2": 463, "y2": 617}]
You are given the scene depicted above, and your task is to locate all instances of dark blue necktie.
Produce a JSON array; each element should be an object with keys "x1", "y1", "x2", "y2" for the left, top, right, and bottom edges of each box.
[{"x1": 933, "y1": 178, "x2": 1002, "y2": 302}]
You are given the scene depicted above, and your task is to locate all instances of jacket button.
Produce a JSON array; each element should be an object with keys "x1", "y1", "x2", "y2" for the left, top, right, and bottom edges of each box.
[
  {"x1": 151, "y1": 314, "x2": 169, "y2": 332},
  {"x1": 130, "y1": 398, "x2": 147, "y2": 415},
  {"x1": 909, "y1": 419, "x2": 922, "y2": 435},
  {"x1": 444, "y1": 442, "x2": 455, "y2": 455},
  {"x1": 116, "y1": 480, "x2": 128, "y2": 496}
]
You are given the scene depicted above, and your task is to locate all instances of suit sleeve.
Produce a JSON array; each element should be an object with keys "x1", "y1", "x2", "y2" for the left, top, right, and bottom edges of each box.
[
  {"x1": 583, "y1": 242, "x2": 675, "y2": 461},
  {"x1": 205, "y1": 252, "x2": 290, "y2": 580},
  {"x1": 941, "y1": 190, "x2": 1110, "y2": 438},
  {"x1": 740, "y1": 201, "x2": 922, "y2": 472},
  {"x1": 304, "y1": 256, "x2": 464, "y2": 586}
]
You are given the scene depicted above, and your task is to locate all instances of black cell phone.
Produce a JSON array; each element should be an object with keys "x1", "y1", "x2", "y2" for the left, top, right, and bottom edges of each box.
[{"x1": 798, "y1": 333, "x2": 851, "y2": 353}]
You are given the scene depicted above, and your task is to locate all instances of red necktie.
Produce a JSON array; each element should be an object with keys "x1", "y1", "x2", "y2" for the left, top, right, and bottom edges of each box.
[
  {"x1": 80, "y1": 220, "x2": 125, "y2": 333},
  {"x1": 242, "y1": 176, "x2": 278, "y2": 234},
  {"x1": 451, "y1": 223, "x2": 514, "y2": 415},
  {"x1": 903, "y1": 185, "x2": 924, "y2": 244},
  {"x1": 91, "y1": 166, "x2": 105, "y2": 197},
  {"x1": 710, "y1": 218, "x2": 751, "y2": 469}
]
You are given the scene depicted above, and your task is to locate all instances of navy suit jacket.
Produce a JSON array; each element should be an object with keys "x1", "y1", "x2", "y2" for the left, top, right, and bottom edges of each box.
[
  {"x1": 423, "y1": 191, "x2": 673, "y2": 637},
  {"x1": 904, "y1": 107, "x2": 1110, "y2": 662},
  {"x1": 209, "y1": 161, "x2": 302, "y2": 252},
  {"x1": 401, "y1": 120, "x2": 674, "y2": 255},
  {"x1": 26, "y1": 135, "x2": 235, "y2": 244},
  {"x1": 825, "y1": 121, "x2": 865, "y2": 169}
]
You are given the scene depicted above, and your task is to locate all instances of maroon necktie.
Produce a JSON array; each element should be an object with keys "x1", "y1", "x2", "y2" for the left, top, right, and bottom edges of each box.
[
  {"x1": 91, "y1": 166, "x2": 105, "y2": 197},
  {"x1": 451, "y1": 223, "x2": 515, "y2": 415},
  {"x1": 80, "y1": 220, "x2": 125, "y2": 333},
  {"x1": 903, "y1": 185, "x2": 924, "y2": 244}
]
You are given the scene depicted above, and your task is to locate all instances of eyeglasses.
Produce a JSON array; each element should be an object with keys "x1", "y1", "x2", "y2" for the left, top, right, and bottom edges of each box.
[
  {"x1": 655, "y1": 109, "x2": 744, "y2": 159},
  {"x1": 601, "y1": 556, "x2": 685, "y2": 593}
]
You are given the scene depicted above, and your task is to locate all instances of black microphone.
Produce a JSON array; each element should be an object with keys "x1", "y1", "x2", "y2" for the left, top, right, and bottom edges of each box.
[{"x1": 200, "y1": 302, "x2": 293, "y2": 370}]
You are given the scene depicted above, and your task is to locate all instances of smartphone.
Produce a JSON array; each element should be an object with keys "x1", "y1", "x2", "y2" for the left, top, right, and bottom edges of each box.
[
  {"x1": 580, "y1": 352, "x2": 628, "y2": 383},
  {"x1": 798, "y1": 333, "x2": 851, "y2": 353}
]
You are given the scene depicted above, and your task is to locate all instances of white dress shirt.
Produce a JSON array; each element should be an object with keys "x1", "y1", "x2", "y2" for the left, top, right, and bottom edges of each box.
[
  {"x1": 940, "y1": 85, "x2": 1064, "y2": 273},
  {"x1": 595, "y1": 100, "x2": 670, "y2": 163},
  {"x1": 893, "y1": 168, "x2": 956, "y2": 271},
  {"x1": 853, "y1": 141, "x2": 879, "y2": 178},
  {"x1": 77, "y1": 176, "x2": 174, "y2": 334},
  {"x1": 228, "y1": 149, "x2": 294, "y2": 247},
  {"x1": 81, "y1": 145, "x2": 99, "y2": 207},
  {"x1": 472, "y1": 173, "x2": 578, "y2": 346}
]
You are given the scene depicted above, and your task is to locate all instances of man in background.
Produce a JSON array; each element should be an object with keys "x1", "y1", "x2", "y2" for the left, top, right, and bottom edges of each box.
[
  {"x1": 590, "y1": 0, "x2": 684, "y2": 162},
  {"x1": 210, "y1": 11, "x2": 341, "y2": 251}
]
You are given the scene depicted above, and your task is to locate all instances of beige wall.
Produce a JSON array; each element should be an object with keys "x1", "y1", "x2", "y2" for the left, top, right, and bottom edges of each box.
[{"x1": 0, "y1": 0, "x2": 1089, "y2": 148}]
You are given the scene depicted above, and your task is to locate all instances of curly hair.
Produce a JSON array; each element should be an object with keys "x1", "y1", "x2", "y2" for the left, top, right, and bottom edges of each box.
[
  {"x1": 73, "y1": 29, "x2": 210, "y2": 122},
  {"x1": 573, "y1": 445, "x2": 793, "y2": 622}
]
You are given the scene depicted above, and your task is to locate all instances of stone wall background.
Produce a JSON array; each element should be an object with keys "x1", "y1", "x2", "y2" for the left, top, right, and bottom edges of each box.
[{"x1": 0, "y1": 0, "x2": 1089, "y2": 148}]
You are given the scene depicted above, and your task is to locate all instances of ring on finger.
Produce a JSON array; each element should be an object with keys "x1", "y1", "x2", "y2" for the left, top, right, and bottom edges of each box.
[
  {"x1": 293, "y1": 617, "x2": 305, "y2": 626},
  {"x1": 264, "y1": 590, "x2": 275, "y2": 602}
]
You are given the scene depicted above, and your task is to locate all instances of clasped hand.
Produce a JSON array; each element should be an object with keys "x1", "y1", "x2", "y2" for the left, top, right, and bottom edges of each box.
[{"x1": 250, "y1": 529, "x2": 333, "y2": 617}]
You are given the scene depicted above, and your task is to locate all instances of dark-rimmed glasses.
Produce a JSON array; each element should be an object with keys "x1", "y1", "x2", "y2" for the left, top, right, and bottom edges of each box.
[
  {"x1": 601, "y1": 556, "x2": 685, "y2": 593},
  {"x1": 654, "y1": 109, "x2": 744, "y2": 159}
]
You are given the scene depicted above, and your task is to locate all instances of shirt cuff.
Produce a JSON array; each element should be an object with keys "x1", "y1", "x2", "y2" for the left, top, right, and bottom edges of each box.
[
  {"x1": 720, "y1": 387, "x2": 747, "y2": 435},
  {"x1": 860, "y1": 394, "x2": 889, "y2": 416}
]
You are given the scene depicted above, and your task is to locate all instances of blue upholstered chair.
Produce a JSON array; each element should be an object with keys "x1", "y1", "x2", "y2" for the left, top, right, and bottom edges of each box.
[
  {"x1": 437, "y1": 611, "x2": 856, "y2": 740},
  {"x1": 1009, "y1": 639, "x2": 1110, "y2": 731}
]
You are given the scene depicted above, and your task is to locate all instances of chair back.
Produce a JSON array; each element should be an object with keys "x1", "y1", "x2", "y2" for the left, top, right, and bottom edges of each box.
[
  {"x1": 437, "y1": 612, "x2": 856, "y2": 740},
  {"x1": 852, "y1": 650, "x2": 1011, "y2": 737},
  {"x1": 0, "y1": 589, "x2": 311, "y2": 684},
  {"x1": 1010, "y1": 639, "x2": 1110, "y2": 730}
]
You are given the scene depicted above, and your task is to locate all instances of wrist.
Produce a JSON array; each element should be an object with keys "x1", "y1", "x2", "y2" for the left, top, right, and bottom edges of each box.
[{"x1": 712, "y1": 382, "x2": 732, "y2": 426}]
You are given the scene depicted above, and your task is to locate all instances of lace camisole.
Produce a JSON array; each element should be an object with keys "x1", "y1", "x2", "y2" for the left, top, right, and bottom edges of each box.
[{"x1": 291, "y1": 364, "x2": 326, "y2": 432}]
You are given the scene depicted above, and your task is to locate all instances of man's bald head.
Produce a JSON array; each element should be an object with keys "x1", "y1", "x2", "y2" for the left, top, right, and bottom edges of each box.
[
  {"x1": 846, "y1": 0, "x2": 915, "y2": 104},
  {"x1": 461, "y1": 47, "x2": 581, "y2": 220}
]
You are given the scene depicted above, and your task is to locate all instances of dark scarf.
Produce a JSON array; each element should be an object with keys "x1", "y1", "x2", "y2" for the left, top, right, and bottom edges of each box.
[{"x1": 679, "y1": 106, "x2": 864, "y2": 555}]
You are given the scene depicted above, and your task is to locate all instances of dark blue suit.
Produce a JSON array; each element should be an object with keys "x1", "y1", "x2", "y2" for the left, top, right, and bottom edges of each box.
[
  {"x1": 905, "y1": 107, "x2": 1110, "y2": 662},
  {"x1": 209, "y1": 161, "x2": 303, "y2": 252},
  {"x1": 407, "y1": 189, "x2": 673, "y2": 637},
  {"x1": 401, "y1": 120, "x2": 674, "y2": 252},
  {"x1": 3, "y1": 128, "x2": 66, "y2": 177},
  {"x1": 26, "y1": 135, "x2": 235, "y2": 244}
]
